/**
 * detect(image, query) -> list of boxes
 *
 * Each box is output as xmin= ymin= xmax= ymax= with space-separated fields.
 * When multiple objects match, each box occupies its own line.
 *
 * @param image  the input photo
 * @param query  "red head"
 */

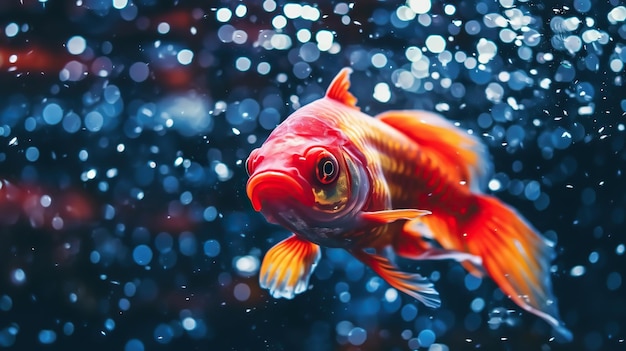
xmin=246 ymin=69 xmax=374 ymax=245
xmin=245 ymin=107 xmax=370 ymax=245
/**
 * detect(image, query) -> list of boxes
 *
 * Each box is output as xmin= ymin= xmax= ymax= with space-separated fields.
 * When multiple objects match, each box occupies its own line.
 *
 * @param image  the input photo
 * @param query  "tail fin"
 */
xmin=464 ymin=195 xmax=572 ymax=341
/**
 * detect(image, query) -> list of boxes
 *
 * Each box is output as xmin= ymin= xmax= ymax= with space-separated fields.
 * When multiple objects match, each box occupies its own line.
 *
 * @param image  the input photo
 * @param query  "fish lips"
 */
xmin=246 ymin=171 xmax=314 ymax=213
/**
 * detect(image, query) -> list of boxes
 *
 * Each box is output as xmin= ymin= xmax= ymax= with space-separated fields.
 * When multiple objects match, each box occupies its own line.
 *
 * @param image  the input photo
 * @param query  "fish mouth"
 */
xmin=246 ymin=171 xmax=313 ymax=212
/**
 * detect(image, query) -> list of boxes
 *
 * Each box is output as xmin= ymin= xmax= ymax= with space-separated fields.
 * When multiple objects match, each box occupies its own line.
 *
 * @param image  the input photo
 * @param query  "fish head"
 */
xmin=246 ymin=125 xmax=370 ymax=240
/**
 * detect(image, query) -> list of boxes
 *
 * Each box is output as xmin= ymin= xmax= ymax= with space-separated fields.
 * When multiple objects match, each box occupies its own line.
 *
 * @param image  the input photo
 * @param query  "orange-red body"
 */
xmin=246 ymin=68 xmax=571 ymax=341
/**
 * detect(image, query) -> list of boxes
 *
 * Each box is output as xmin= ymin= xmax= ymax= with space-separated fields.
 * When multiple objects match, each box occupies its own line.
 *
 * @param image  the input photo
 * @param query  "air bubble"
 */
xmin=182 ymin=317 xmax=196 ymax=331
xmin=153 ymin=324 xmax=173 ymax=344
xmin=11 ymin=269 xmax=26 ymax=285
xmin=257 ymin=62 xmax=271 ymax=75
xmin=607 ymin=272 xmax=622 ymax=291
xmin=179 ymin=232 xmax=197 ymax=256
xmin=259 ymin=108 xmax=280 ymax=130
xmin=0 ymin=296 xmax=12 ymax=311
xmin=272 ymin=15 xmax=287 ymax=29
xmin=401 ymin=304 xmax=418 ymax=321
xmin=524 ymin=180 xmax=541 ymax=201
xmin=347 ymin=327 xmax=367 ymax=346
xmin=570 ymin=265 xmax=586 ymax=277
xmin=316 ymin=30 xmax=334 ymax=51
xmin=124 ymin=339 xmax=145 ymax=351
xmin=234 ymin=255 xmax=259 ymax=276
xmin=38 ymin=330 xmax=56 ymax=344
xmin=293 ymin=61 xmax=311 ymax=79
xmin=67 ymin=36 xmax=86 ymax=55
xmin=157 ymin=22 xmax=170 ymax=34
xmin=177 ymin=49 xmax=193 ymax=65
xmin=573 ymin=0 xmax=591 ymax=13
xmin=133 ymin=245 xmax=153 ymax=266
xmin=203 ymin=206 xmax=218 ymax=221
xmin=235 ymin=57 xmax=251 ymax=71
xmin=5 ymin=23 xmax=19 ymax=37
xmin=425 ymin=35 xmax=446 ymax=53
xmin=234 ymin=283 xmax=251 ymax=301
xmin=63 ymin=322 xmax=74 ymax=336
xmin=299 ymin=42 xmax=320 ymax=63
xmin=216 ymin=8 xmax=232 ymax=22
xmin=84 ymin=111 xmax=104 ymax=132
xmin=465 ymin=20 xmax=481 ymax=35
xmin=417 ymin=329 xmax=436 ymax=347
xmin=296 ymin=28 xmax=311 ymax=43
xmin=42 ymin=103 xmax=63 ymax=125
xmin=129 ymin=62 xmax=149 ymax=82
xmin=373 ymin=82 xmax=391 ymax=103
xmin=112 ymin=0 xmax=128 ymax=9
xmin=371 ymin=53 xmax=387 ymax=68
xmin=203 ymin=240 xmax=221 ymax=257
xmin=25 ymin=147 xmax=40 ymax=162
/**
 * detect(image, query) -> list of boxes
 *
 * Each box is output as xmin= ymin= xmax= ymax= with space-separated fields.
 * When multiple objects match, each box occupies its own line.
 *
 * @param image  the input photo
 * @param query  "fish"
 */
xmin=245 ymin=68 xmax=572 ymax=341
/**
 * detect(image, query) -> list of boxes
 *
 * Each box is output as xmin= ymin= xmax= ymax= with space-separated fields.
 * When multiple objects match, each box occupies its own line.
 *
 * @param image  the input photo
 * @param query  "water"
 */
xmin=0 ymin=1 xmax=624 ymax=350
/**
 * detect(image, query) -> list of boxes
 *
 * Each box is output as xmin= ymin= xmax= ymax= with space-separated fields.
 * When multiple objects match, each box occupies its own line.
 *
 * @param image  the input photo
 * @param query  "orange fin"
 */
xmin=325 ymin=67 xmax=358 ymax=108
xmin=376 ymin=110 xmax=491 ymax=192
xmin=361 ymin=209 xmax=431 ymax=225
xmin=460 ymin=260 xmax=485 ymax=278
xmin=396 ymin=215 xmax=485 ymax=277
xmin=463 ymin=195 xmax=572 ymax=341
xmin=259 ymin=234 xmax=321 ymax=299
xmin=352 ymin=250 xmax=440 ymax=308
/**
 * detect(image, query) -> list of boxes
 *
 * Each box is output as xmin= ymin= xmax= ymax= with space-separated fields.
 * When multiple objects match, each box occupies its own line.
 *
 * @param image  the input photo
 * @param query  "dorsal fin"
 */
xmin=376 ymin=110 xmax=492 ymax=192
xmin=325 ymin=67 xmax=358 ymax=108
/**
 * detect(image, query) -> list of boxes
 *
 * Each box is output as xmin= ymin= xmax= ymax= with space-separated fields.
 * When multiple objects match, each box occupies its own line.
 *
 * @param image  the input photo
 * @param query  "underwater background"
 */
xmin=0 ymin=0 xmax=624 ymax=350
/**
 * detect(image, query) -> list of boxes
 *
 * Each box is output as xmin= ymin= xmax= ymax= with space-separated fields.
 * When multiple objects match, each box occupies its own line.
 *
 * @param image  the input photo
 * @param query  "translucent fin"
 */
xmin=416 ymin=249 xmax=482 ymax=270
xmin=259 ymin=234 xmax=321 ymax=299
xmin=361 ymin=208 xmax=431 ymax=225
xmin=325 ymin=67 xmax=358 ymax=108
xmin=395 ymin=217 xmax=485 ymax=277
xmin=461 ymin=260 xmax=485 ymax=278
xmin=352 ymin=249 xmax=441 ymax=308
xmin=463 ymin=195 xmax=572 ymax=341
xmin=376 ymin=110 xmax=492 ymax=192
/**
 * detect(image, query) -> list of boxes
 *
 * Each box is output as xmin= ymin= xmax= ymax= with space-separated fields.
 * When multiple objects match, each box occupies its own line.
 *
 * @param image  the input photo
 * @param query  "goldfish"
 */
xmin=246 ymin=68 xmax=572 ymax=341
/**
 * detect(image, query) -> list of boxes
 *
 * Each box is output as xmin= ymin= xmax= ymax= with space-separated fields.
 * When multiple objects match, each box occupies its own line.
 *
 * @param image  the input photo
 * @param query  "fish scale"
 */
xmin=351 ymin=120 xmax=468 ymax=213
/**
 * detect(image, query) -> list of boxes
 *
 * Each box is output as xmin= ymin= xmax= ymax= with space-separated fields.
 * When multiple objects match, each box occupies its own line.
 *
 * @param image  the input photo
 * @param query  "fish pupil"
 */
xmin=317 ymin=156 xmax=337 ymax=184
xmin=323 ymin=160 xmax=333 ymax=175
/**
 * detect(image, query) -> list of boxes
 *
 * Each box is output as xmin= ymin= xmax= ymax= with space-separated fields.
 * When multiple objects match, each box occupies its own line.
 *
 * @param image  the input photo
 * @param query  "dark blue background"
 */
xmin=0 ymin=0 xmax=624 ymax=350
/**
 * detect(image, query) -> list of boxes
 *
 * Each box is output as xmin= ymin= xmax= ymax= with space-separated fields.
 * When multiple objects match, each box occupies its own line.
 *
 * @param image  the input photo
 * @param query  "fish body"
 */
xmin=246 ymin=68 xmax=572 ymax=341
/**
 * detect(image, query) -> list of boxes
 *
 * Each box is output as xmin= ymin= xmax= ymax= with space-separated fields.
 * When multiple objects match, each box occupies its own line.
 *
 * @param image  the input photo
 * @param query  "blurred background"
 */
xmin=0 ymin=0 xmax=624 ymax=350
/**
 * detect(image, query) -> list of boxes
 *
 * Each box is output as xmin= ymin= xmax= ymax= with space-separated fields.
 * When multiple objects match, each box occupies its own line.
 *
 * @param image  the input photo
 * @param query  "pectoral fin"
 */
xmin=259 ymin=234 xmax=321 ymax=299
xmin=361 ymin=209 xmax=431 ymax=225
xmin=352 ymin=249 xmax=441 ymax=308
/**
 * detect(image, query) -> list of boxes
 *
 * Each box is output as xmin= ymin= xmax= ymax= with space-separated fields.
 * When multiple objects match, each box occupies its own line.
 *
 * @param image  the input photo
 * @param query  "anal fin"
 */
xmin=352 ymin=249 xmax=440 ymax=308
xmin=259 ymin=234 xmax=321 ymax=299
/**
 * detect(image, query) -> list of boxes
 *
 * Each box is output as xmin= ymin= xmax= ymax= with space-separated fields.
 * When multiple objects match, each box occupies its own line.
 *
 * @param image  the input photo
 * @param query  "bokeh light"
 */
xmin=0 ymin=1 xmax=623 ymax=350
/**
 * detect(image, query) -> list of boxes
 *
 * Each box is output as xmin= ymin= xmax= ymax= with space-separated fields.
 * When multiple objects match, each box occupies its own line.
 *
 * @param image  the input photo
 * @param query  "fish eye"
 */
xmin=315 ymin=153 xmax=338 ymax=185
